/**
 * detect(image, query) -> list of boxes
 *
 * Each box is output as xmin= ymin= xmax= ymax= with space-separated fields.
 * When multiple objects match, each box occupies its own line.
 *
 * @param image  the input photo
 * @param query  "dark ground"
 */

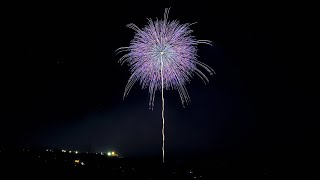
xmin=0 ymin=147 xmax=319 ymax=179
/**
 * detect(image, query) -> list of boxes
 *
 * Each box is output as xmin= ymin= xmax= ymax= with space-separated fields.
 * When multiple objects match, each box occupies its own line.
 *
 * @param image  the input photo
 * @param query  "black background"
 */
xmin=1 ymin=1 xmax=318 ymax=177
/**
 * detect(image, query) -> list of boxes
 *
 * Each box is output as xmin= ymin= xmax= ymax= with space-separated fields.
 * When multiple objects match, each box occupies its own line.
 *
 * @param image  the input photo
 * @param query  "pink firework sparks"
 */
xmin=117 ymin=8 xmax=215 ymax=163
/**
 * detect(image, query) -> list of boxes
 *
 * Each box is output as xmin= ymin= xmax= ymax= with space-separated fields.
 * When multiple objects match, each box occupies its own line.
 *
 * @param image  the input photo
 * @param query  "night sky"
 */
xmin=1 ymin=2 xmax=318 ymax=160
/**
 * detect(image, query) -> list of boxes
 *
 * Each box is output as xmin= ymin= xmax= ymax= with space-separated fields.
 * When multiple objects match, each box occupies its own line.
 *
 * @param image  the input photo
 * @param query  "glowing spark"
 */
xmin=117 ymin=8 xmax=214 ymax=163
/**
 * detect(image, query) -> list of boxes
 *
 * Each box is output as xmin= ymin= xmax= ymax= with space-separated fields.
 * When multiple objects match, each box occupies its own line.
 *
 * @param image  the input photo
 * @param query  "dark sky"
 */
xmin=1 ymin=2 xmax=318 ymax=159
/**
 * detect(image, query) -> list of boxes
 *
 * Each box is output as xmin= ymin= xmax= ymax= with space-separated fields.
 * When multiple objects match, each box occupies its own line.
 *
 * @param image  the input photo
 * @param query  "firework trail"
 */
xmin=117 ymin=8 xmax=215 ymax=163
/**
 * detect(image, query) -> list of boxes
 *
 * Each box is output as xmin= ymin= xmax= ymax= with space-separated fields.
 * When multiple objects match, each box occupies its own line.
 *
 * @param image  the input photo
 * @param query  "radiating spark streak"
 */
xmin=160 ymin=54 xmax=165 ymax=163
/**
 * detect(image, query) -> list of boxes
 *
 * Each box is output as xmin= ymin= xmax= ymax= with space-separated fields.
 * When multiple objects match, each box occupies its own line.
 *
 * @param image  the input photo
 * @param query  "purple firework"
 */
xmin=117 ymin=8 xmax=214 ymax=163
xmin=117 ymin=8 xmax=215 ymax=108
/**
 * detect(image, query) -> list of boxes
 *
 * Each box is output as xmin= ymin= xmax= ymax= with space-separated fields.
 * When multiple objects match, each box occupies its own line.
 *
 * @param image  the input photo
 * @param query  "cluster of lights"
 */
xmin=74 ymin=159 xmax=85 ymax=166
xmin=107 ymin=151 xmax=117 ymax=157
xmin=61 ymin=149 xmax=79 ymax=154
xmin=59 ymin=149 xmax=119 ymax=157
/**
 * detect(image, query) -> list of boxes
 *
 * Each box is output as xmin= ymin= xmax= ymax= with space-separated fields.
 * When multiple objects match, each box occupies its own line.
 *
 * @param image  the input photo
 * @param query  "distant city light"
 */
xmin=74 ymin=160 xmax=80 ymax=163
xmin=69 ymin=151 xmax=72 ymax=153
xmin=62 ymin=150 xmax=66 ymax=153
xmin=100 ymin=152 xmax=104 ymax=155
xmin=112 ymin=151 xmax=115 ymax=155
xmin=107 ymin=152 xmax=112 ymax=156
xmin=75 ymin=151 xmax=78 ymax=154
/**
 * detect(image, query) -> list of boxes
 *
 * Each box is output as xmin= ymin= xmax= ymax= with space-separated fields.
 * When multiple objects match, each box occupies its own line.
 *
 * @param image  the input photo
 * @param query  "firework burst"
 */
xmin=117 ymin=8 xmax=214 ymax=163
